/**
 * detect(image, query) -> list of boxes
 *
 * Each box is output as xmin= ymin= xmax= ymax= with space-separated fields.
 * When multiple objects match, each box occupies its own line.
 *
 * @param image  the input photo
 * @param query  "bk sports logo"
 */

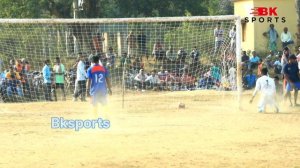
xmin=245 ymin=6 xmax=284 ymax=23
xmin=250 ymin=7 xmax=278 ymax=16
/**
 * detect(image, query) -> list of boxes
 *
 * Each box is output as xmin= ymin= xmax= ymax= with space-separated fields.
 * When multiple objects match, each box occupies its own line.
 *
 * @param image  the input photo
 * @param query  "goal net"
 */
xmin=0 ymin=16 xmax=241 ymax=107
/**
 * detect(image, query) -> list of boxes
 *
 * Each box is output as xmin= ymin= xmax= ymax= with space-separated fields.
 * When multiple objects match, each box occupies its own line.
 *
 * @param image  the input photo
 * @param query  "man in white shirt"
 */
xmin=281 ymin=27 xmax=294 ymax=49
xmin=73 ymin=53 xmax=87 ymax=101
xmin=214 ymin=22 xmax=224 ymax=55
xmin=229 ymin=26 xmax=236 ymax=51
xmin=134 ymin=69 xmax=148 ymax=91
xmin=250 ymin=68 xmax=279 ymax=113
xmin=145 ymin=70 xmax=161 ymax=90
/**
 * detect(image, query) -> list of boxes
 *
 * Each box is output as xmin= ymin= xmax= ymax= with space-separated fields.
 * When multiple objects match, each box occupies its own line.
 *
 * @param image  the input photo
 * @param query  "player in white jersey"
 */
xmin=250 ymin=68 xmax=279 ymax=113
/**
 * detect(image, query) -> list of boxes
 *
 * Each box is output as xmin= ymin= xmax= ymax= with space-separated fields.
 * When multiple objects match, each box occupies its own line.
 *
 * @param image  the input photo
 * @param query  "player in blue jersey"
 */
xmin=86 ymin=55 xmax=112 ymax=114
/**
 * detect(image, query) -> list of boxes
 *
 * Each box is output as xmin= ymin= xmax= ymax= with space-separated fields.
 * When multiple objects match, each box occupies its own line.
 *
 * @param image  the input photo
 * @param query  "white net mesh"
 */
xmin=0 ymin=16 xmax=240 ymax=106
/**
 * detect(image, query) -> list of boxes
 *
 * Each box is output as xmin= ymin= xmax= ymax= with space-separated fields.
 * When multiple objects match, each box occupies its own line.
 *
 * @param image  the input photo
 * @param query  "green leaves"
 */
xmin=0 ymin=0 xmax=233 ymax=18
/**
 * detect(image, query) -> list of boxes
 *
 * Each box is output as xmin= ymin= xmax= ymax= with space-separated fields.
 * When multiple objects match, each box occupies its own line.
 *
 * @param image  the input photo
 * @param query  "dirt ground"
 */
xmin=0 ymin=90 xmax=300 ymax=168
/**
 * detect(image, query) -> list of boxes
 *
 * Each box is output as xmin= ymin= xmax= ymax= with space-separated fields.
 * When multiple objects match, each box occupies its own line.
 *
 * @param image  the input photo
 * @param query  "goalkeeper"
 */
xmin=250 ymin=67 xmax=279 ymax=113
xmin=86 ymin=55 xmax=112 ymax=114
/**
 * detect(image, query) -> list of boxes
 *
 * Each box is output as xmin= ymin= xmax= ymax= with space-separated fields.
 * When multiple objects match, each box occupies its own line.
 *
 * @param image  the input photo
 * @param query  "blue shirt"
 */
xmin=245 ymin=74 xmax=256 ymax=88
xmin=283 ymin=63 xmax=300 ymax=82
xmin=42 ymin=65 xmax=51 ymax=83
xmin=87 ymin=64 xmax=110 ymax=96
xmin=250 ymin=56 xmax=260 ymax=63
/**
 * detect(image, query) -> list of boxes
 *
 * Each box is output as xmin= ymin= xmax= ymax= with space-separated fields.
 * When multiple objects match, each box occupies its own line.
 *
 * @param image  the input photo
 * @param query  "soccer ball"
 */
xmin=178 ymin=102 xmax=185 ymax=109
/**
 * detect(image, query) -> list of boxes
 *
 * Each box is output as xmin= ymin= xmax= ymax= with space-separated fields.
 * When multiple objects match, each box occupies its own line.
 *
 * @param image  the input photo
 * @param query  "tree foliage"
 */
xmin=0 ymin=0 xmax=233 ymax=18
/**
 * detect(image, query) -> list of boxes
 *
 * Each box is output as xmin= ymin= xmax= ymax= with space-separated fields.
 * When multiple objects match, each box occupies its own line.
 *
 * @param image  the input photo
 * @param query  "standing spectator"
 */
xmin=166 ymin=45 xmax=177 ymax=63
xmin=190 ymin=46 xmax=200 ymax=63
xmin=92 ymin=33 xmax=105 ymax=54
xmin=20 ymin=58 xmax=30 ymax=99
xmin=281 ymin=47 xmax=291 ymax=94
xmin=106 ymin=47 xmax=116 ymax=68
xmin=257 ymin=58 xmax=264 ymax=77
xmin=42 ymin=59 xmax=52 ymax=101
xmin=73 ymin=53 xmax=87 ymax=102
xmin=0 ymin=58 xmax=3 ymax=73
xmin=281 ymin=47 xmax=290 ymax=75
xmin=53 ymin=57 xmax=66 ymax=101
xmin=134 ymin=69 xmax=148 ymax=91
xmin=283 ymin=54 xmax=300 ymax=106
xmin=214 ymin=22 xmax=224 ymax=55
xmin=6 ymin=66 xmax=23 ymax=98
xmin=126 ymin=31 xmax=136 ymax=58
xmin=177 ymin=47 xmax=187 ymax=64
xmin=137 ymin=31 xmax=147 ymax=58
xmin=229 ymin=25 xmax=236 ymax=51
xmin=152 ymin=41 xmax=164 ymax=62
xmin=281 ymin=27 xmax=294 ymax=49
xmin=120 ymin=52 xmax=131 ymax=68
xmin=263 ymin=24 xmax=279 ymax=52
xmin=273 ymin=55 xmax=282 ymax=75
xmin=88 ymin=49 xmax=99 ymax=65
xmin=9 ymin=59 xmax=15 ymax=67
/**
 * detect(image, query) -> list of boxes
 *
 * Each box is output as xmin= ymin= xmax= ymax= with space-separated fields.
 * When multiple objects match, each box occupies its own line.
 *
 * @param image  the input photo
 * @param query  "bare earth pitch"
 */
xmin=0 ymin=91 xmax=300 ymax=168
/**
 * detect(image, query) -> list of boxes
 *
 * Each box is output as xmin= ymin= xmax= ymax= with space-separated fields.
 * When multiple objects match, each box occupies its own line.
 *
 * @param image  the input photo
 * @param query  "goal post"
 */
xmin=0 ymin=16 xmax=242 ymax=109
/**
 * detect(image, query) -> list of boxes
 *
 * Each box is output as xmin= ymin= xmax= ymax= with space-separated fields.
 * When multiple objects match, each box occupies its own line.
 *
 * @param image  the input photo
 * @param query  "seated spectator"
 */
xmin=249 ymin=51 xmax=260 ymax=69
xmin=265 ymin=50 xmax=274 ymax=69
xmin=125 ymin=70 xmax=135 ymax=89
xmin=221 ymin=75 xmax=231 ymax=91
xmin=198 ymin=74 xmax=214 ymax=89
xmin=281 ymin=27 xmax=294 ymax=49
xmin=145 ymin=70 xmax=161 ymax=90
xmin=210 ymin=63 xmax=221 ymax=83
xmin=241 ymin=51 xmax=249 ymax=74
xmin=5 ymin=66 xmax=23 ymax=97
xmin=106 ymin=47 xmax=116 ymax=68
xmin=243 ymin=70 xmax=256 ymax=89
xmin=134 ymin=69 xmax=148 ymax=91
xmin=131 ymin=58 xmax=144 ymax=73
xmin=181 ymin=73 xmax=195 ymax=90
